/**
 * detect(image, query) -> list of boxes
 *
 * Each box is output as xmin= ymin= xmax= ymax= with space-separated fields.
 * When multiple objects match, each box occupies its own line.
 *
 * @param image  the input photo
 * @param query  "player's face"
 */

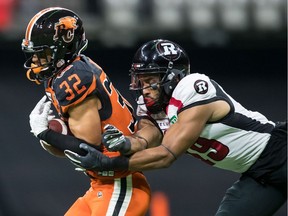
xmin=138 ymin=74 xmax=161 ymax=107
xmin=32 ymin=54 xmax=52 ymax=67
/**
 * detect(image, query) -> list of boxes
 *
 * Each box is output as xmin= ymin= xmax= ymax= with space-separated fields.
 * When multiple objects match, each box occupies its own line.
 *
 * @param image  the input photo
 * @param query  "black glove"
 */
xmin=64 ymin=143 xmax=129 ymax=171
xmin=102 ymin=124 xmax=131 ymax=155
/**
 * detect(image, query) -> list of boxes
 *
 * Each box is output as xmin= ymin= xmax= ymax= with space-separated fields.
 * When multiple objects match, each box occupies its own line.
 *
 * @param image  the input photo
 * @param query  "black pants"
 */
xmin=215 ymin=122 xmax=287 ymax=216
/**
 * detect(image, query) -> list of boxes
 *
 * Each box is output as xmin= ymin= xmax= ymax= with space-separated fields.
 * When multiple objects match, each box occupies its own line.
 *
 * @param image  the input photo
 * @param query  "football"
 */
xmin=40 ymin=118 xmax=70 ymax=157
xmin=48 ymin=118 xmax=69 ymax=135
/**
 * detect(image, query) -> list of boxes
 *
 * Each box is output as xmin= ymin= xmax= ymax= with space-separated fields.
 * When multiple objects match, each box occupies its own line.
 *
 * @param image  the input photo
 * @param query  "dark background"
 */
xmin=0 ymin=1 xmax=287 ymax=215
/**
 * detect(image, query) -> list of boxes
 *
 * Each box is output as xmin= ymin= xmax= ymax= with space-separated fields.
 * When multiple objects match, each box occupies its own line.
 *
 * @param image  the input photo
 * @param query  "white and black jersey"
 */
xmin=167 ymin=73 xmax=275 ymax=173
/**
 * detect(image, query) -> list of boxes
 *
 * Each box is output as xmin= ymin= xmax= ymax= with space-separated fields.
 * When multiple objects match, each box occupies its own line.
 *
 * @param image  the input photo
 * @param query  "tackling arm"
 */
xmin=126 ymin=115 xmax=204 ymax=170
xmin=127 ymin=118 xmax=163 ymax=154
xmin=65 ymin=104 xmax=211 ymax=171
xmin=127 ymin=101 xmax=230 ymax=170
xmin=101 ymin=118 xmax=163 ymax=156
xmin=65 ymin=101 xmax=230 ymax=171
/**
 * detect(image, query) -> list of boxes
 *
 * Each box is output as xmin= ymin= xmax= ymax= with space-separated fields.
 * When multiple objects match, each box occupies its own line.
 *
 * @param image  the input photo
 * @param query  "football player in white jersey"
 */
xmin=65 ymin=39 xmax=287 ymax=216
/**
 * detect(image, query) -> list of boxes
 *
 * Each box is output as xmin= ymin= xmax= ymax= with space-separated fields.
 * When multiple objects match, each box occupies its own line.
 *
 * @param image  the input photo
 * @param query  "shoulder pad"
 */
xmin=52 ymin=62 xmax=97 ymax=108
xmin=171 ymin=73 xmax=217 ymax=108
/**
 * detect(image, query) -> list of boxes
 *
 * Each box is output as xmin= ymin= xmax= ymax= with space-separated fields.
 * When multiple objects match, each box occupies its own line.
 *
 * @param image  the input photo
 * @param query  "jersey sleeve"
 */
xmin=51 ymin=61 xmax=98 ymax=115
xmin=175 ymin=73 xmax=217 ymax=106
xmin=167 ymin=73 xmax=218 ymax=122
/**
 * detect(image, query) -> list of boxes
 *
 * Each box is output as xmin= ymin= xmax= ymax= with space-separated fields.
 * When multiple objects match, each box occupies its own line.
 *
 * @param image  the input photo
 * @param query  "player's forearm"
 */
xmin=127 ymin=136 xmax=148 ymax=154
xmin=125 ymin=126 xmax=162 ymax=155
xmin=127 ymin=145 xmax=175 ymax=171
xmin=137 ymin=118 xmax=163 ymax=148
xmin=38 ymin=129 xmax=88 ymax=155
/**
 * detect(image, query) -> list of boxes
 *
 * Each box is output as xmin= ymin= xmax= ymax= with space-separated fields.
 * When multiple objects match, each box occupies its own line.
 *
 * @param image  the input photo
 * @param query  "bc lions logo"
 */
xmin=54 ymin=16 xmax=78 ymax=43
xmin=156 ymin=42 xmax=181 ymax=61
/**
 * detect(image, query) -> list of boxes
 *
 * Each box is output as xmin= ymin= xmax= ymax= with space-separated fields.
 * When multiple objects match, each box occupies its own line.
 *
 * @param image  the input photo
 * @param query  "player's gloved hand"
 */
xmin=64 ymin=143 xmax=129 ymax=171
xmin=102 ymin=124 xmax=131 ymax=155
xmin=29 ymin=95 xmax=54 ymax=137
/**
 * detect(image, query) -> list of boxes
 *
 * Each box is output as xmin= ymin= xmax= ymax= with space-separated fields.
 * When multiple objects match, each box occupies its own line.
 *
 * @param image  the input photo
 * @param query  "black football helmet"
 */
xmin=129 ymin=39 xmax=190 ymax=113
xmin=21 ymin=7 xmax=88 ymax=84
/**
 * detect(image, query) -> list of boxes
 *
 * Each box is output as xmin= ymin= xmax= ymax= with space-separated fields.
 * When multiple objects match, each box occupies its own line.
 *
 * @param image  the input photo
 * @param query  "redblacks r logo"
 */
xmin=194 ymin=80 xmax=208 ymax=94
xmin=156 ymin=42 xmax=181 ymax=61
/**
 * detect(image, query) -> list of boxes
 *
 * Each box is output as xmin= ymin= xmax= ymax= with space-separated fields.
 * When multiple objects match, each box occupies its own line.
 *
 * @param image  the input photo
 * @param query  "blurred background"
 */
xmin=0 ymin=0 xmax=287 ymax=215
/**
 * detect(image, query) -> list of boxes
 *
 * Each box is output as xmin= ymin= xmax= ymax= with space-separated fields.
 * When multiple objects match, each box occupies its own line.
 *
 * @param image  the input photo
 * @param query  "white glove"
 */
xmin=29 ymin=95 xmax=54 ymax=137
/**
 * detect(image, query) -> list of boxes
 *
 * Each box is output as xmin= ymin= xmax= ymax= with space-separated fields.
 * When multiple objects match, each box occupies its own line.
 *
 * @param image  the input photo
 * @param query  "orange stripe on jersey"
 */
xmin=94 ymin=71 xmax=136 ymax=158
xmin=99 ymin=75 xmax=135 ymax=134
xmin=87 ymin=58 xmax=136 ymax=138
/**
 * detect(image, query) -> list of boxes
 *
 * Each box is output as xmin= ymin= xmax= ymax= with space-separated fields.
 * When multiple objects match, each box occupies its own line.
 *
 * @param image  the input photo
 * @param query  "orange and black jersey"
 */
xmin=39 ymin=55 xmax=137 ymax=178
xmin=45 ymin=55 xmax=136 ymax=135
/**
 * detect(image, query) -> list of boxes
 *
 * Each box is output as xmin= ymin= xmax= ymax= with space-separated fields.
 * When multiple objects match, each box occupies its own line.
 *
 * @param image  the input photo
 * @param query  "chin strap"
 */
xmin=26 ymin=63 xmax=51 ymax=85
xmin=26 ymin=69 xmax=41 ymax=85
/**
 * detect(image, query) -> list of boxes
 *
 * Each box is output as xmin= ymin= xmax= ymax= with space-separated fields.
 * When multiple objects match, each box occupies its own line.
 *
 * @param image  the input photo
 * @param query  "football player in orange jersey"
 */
xmin=22 ymin=7 xmax=161 ymax=216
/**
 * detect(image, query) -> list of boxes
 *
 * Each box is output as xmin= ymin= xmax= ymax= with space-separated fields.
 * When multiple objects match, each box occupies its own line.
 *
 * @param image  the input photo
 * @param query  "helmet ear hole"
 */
xmin=163 ymin=69 xmax=181 ymax=96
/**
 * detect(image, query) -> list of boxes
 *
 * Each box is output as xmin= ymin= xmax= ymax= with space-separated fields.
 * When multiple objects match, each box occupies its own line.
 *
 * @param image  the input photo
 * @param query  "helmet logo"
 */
xmin=54 ymin=16 xmax=78 ymax=43
xmin=194 ymin=80 xmax=208 ymax=94
xmin=157 ymin=42 xmax=180 ymax=61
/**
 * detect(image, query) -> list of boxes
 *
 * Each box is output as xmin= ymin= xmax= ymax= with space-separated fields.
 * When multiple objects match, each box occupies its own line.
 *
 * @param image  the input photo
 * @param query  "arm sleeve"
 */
xmin=38 ymin=129 xmax=94 ymax=156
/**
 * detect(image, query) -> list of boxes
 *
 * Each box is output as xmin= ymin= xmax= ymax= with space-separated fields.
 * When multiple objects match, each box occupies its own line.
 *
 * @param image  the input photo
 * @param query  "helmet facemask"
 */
xmin=130 ymin=68 xmax=176 ymax=114
xmin=22 ymin=41 xmax=56 ymax=84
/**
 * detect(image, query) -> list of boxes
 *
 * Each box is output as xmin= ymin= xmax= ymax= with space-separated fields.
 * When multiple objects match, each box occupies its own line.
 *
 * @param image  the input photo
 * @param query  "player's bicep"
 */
xmin=68 ymin=96 xmax=102 ymax=145
xmin=163 ymin=105 xmax=212 ymax=157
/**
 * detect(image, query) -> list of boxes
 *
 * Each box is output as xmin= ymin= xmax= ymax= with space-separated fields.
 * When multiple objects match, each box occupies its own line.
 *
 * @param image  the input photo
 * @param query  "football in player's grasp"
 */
xmin=48 ymin=118 xmax=69 ymax=135
xmin=40 ymin=118 xmax=71 ymax=157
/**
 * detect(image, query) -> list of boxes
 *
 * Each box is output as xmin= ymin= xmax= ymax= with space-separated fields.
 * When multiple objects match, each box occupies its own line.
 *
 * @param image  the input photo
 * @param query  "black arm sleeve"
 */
xmin=38 ymin=129 xmax=89 ymax=156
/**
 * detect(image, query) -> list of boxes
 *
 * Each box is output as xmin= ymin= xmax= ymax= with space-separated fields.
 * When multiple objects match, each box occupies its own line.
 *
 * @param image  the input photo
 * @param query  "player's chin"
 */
xmin=144 ymin=98 xmax=156 ymax=107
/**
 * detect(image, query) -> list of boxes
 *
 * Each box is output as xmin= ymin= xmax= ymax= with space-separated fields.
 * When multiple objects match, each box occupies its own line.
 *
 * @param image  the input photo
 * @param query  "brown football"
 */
xmin=48 ymin=118 xmax=69 ymax=134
